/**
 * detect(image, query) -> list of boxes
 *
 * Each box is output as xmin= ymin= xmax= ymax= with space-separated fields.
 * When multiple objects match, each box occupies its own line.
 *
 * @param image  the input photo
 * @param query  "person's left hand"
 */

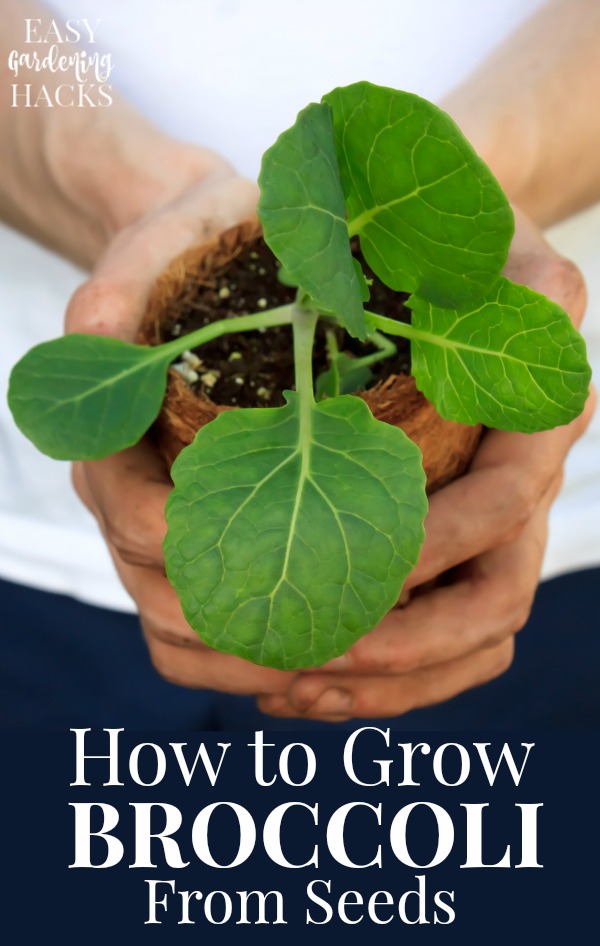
xmin=258 ymin=209 xmax=596 ymax=721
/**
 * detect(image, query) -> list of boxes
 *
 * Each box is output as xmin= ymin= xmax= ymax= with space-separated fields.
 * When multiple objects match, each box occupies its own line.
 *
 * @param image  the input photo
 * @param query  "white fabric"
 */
xmin=1 ymin=0 xmax=595 ymax=613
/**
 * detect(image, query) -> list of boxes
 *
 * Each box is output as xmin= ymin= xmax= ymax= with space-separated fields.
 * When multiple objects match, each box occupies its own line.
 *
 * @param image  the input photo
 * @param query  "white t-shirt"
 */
xmin=1 ymin=0 xmax=596 ymax=613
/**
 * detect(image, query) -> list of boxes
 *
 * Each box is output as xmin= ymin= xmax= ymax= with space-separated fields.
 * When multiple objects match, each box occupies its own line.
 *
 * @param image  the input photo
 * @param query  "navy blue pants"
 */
xmin=0 ymin=570 xmax=598 ymax=731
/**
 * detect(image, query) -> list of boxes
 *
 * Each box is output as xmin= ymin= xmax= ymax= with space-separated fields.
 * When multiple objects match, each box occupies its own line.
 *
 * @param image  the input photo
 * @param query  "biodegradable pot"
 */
xmin=138 ymin=219 xmax=482 ymax=492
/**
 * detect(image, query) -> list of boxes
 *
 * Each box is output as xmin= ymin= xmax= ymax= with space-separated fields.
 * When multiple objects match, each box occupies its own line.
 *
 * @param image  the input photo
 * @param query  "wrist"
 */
xmin=44 ymin=100 xmax=233 ymax=267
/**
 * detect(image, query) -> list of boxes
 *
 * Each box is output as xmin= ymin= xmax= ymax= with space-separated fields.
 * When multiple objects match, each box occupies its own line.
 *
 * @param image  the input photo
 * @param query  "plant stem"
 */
xmin=291 ymin=303 xmax=319 ymax=489
xmin=157 ymin=304 xmax=294 ymax=359
xmin=324 ymin=327 xmax=396 ymax=372
xmin=292 ymin=303 xmax=319 ymax=402
xmin=359 ymin=330 xmax=397 ymax=367
xmin=325 ymin=328 xmax=340 ymax=361
xmin=364 ymin=310 xmax=422 ymax=343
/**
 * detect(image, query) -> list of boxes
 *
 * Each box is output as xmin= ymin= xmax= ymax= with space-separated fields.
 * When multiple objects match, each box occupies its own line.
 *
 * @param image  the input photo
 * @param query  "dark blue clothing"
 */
xmin=0 ymin=570 xmax=598 ymax=731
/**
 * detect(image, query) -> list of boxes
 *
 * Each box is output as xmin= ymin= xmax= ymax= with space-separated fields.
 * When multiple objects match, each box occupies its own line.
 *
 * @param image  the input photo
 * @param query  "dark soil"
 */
xmin=162 ymin=237 xmax=411 ymax=408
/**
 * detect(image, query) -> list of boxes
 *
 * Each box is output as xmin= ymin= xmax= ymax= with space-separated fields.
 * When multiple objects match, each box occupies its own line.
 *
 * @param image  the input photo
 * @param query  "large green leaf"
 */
xmin=164 ymin=392 xmax=427 ymax=669
xmin=324 ymin=82 xmax=514 ymax=307
xmin=7 ymin=334 xmax=171 ymax=460
xmin=405 ymin=277 xmax=591 ymax=432
xmin=258 ymin=101 xmax=367 ymax=339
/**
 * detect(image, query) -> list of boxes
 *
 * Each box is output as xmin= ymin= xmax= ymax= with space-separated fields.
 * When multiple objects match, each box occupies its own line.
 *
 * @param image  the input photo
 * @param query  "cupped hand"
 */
xmin=68 ymin=155 xmax=294 ymax=697
xmin=258 ymin=209 xmax=596 ymax=721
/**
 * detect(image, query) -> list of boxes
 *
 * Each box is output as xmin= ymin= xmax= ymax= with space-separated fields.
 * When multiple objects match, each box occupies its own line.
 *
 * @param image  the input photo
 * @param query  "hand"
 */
xmin=68 ymin=151 xmax=294 ymax=698
xmin=258 ymin=209 xmax=596 ymax=721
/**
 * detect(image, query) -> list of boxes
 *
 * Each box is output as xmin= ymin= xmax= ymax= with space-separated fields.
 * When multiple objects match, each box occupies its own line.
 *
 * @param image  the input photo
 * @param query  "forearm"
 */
xmin=442 ymin=0 xmax=600 ymax=227
xmin=0 ymin=0 xmax=228 ymax=269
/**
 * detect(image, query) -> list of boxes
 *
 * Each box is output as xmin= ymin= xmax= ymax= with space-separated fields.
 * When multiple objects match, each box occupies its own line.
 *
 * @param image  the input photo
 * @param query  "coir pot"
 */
xmin=137 ymin=218 xmax=482 ymax=493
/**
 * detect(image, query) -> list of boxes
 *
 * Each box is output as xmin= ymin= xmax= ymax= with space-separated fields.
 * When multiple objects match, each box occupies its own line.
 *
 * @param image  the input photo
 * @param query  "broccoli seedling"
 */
xmin=8 ymin=82 xmax=591 ymax=669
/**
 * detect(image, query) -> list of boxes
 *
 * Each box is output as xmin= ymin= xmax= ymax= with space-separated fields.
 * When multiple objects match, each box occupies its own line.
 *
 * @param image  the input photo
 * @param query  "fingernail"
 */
xmin=307 ymin=688 xmax=353 ymax=715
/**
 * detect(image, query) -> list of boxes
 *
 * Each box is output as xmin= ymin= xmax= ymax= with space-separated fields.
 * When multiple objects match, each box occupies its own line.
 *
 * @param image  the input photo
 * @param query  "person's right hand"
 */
xmin=68 ymin=156 xmax=296 ymax=697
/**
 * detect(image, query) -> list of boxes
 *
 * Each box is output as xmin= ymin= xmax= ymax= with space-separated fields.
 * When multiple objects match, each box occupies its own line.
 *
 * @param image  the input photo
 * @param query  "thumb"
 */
xmin=504 ymin=206 xmax=587 ymax=327
xmin=65 ymin=173 xmax=258 ymax=341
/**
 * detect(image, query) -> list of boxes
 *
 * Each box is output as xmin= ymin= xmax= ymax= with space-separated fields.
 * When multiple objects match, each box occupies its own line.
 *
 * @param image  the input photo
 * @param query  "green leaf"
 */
xmin=258 ymin=101 xmax=367 ymax=339
xmin=7 ymin=334 xmax=171 ymax=460
xmin=316 ymin=353 xmax=374 ymax=399
xmin=324 ymin=82 xmax=514 ymax=308
xmin=406 ymin=277 xmax=592 ymax=432
xmin=164 ymin=392 xmax=427 ymax=669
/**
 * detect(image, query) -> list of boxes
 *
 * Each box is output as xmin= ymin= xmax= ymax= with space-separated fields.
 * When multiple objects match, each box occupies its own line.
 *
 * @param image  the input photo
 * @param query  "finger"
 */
xmin=406 ymin=387 xmax=595 ymax=588
xmin=74 ymin=438 xmax=171 ymax=569
xmin=77 ymin=468 xmax=294 ymax=695
xmin=136 ymin=574 xmax=294 ymax=695
xmin=141 ymin=608 xmax=294 ymax=695
xmin=258 ymin=638 xmax=514 ymax=721
xmin=75 ymin=418 xmax=294 ymax=693
xmin=81 ymin=504 xmax=294 ymax=695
